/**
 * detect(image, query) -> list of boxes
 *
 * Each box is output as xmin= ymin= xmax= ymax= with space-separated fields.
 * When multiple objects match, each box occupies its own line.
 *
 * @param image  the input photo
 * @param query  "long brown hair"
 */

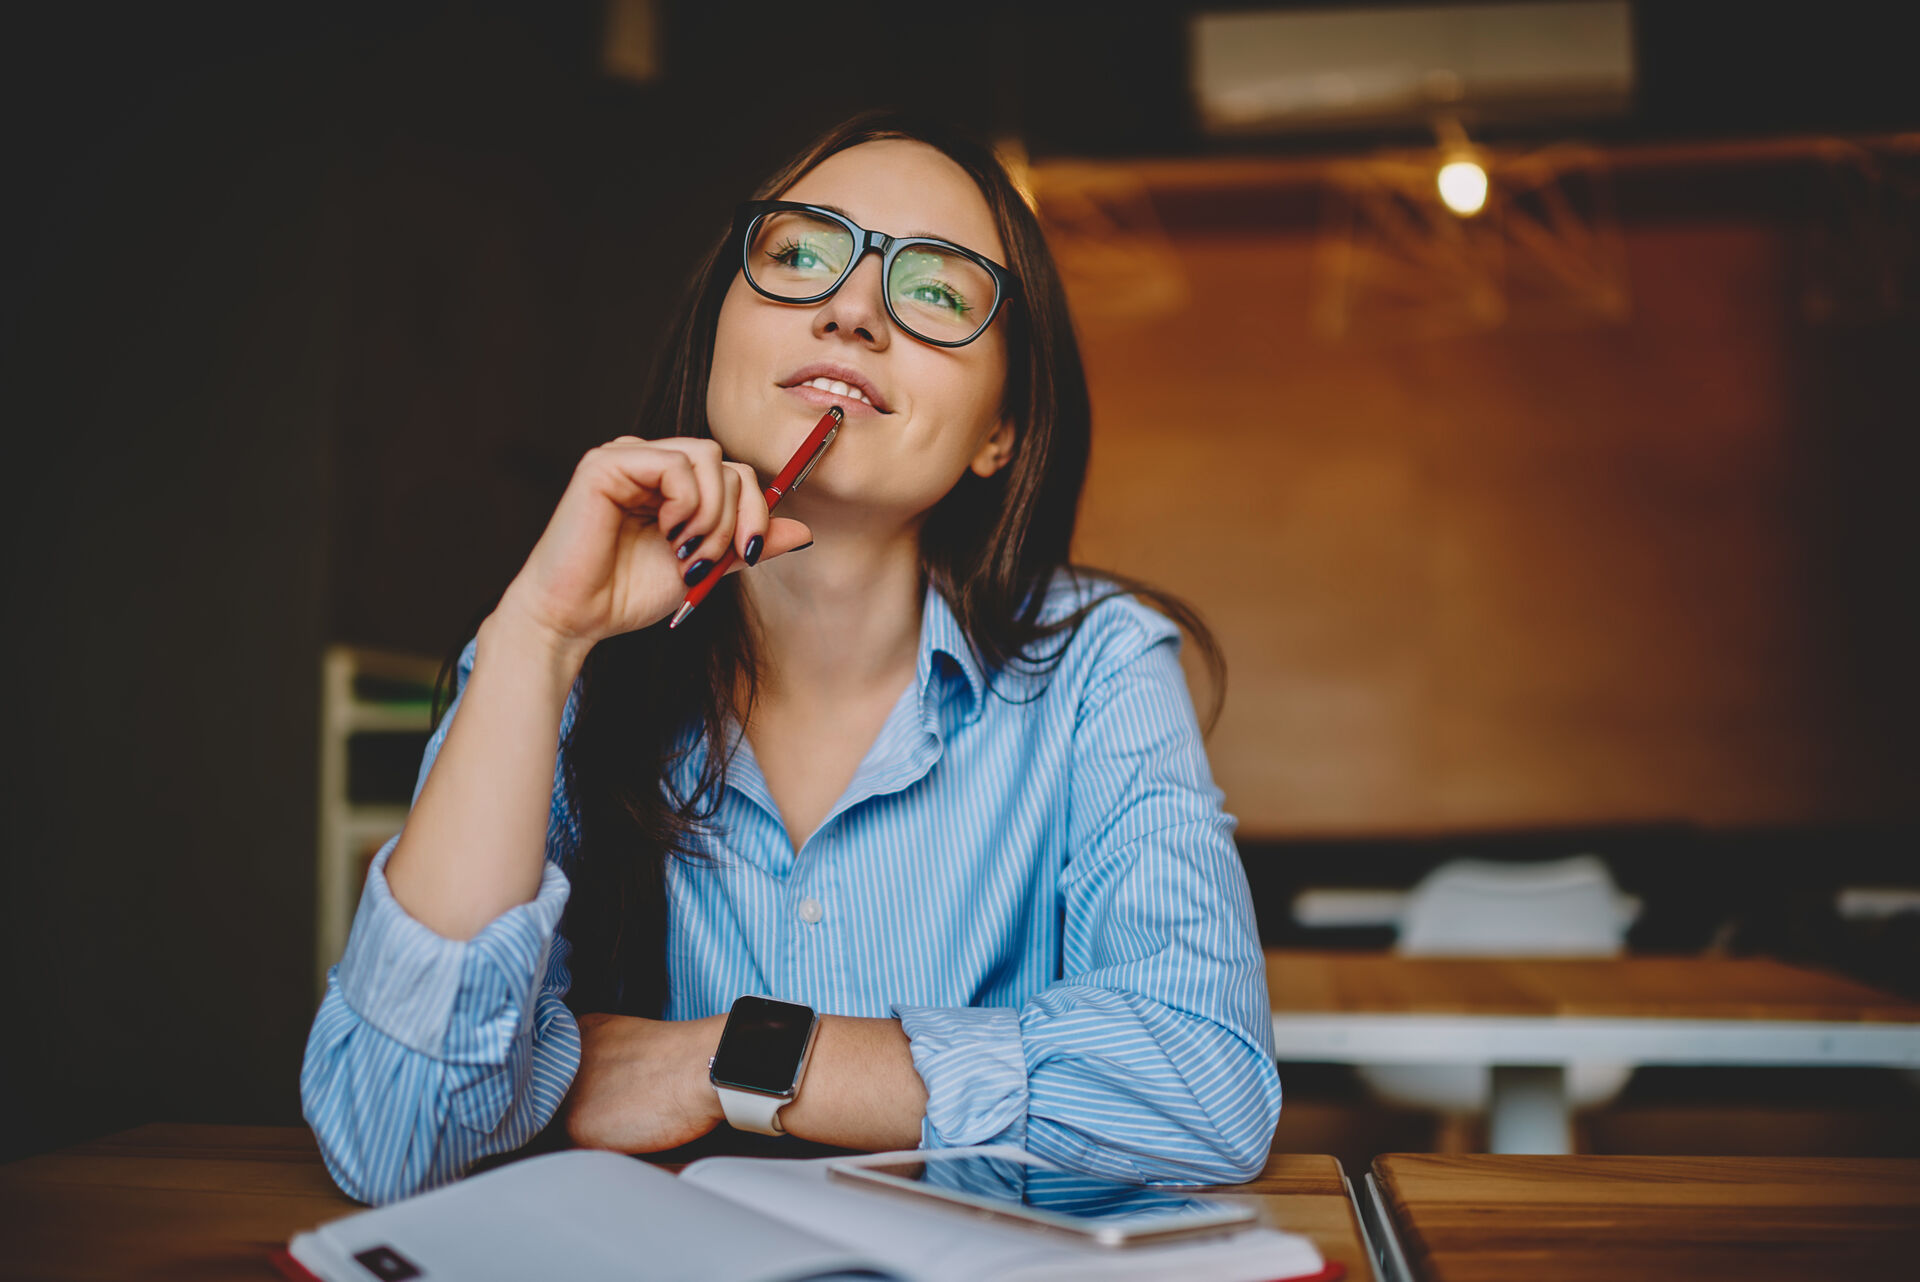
xmin=524 ymin=111 xmax=1224 ymax=1016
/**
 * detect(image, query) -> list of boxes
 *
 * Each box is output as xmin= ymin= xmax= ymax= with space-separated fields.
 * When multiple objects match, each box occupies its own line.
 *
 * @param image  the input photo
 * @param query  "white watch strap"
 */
xmin=715 ymin=1086 xmax=789 ymax=1136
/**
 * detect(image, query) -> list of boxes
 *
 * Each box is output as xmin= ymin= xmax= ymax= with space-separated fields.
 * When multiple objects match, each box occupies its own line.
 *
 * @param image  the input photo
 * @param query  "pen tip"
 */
xmin=668 ymin=601 xmax=695 ymax=630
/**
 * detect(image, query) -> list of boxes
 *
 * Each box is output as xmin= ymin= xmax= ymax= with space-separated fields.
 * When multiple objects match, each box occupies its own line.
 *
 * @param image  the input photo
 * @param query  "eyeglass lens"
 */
xmin=746 ymin=209 xmax=996 ymax=344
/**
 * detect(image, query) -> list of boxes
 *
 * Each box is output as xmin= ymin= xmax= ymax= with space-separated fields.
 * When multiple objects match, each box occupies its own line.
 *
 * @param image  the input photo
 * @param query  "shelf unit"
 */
xmin=315 ymin=644 xmax=442 ymax=996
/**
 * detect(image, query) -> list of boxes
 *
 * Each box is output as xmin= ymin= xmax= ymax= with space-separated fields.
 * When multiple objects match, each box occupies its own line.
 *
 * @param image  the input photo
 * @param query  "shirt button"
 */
xmin=797 ymin=897 xmax=824 ymax=924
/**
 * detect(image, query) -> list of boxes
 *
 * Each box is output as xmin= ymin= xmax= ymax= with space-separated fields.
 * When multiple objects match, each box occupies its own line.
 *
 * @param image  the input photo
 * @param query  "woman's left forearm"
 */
xmin=570 ymin=1012 xmax=928 ymax=1154
xmin=776 ymin=1015 xmax=927 ymax=1150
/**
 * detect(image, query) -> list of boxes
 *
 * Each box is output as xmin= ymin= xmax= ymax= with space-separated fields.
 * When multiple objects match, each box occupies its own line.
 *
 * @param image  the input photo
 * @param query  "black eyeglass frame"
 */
xmin=733 ymin=200 xmax=1018 ymax=348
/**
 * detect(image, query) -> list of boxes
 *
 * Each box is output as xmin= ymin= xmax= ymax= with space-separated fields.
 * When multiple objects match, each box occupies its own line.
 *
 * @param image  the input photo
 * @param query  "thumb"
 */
xmin=724 ymin=517 xmax=814 ymax=575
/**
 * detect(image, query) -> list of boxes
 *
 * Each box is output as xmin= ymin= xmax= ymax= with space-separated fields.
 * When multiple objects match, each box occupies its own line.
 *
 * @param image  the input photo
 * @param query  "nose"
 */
xmin=811 ymin=252 xmax=891 ymax=350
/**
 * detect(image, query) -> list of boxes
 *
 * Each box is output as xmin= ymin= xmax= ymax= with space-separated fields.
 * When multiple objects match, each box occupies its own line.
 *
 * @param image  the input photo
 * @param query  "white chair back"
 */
xmin=1398 ymin=854 xmax=1632 ymax=956
xmin=1358 ymin=853 xmax=1637 ymax=1121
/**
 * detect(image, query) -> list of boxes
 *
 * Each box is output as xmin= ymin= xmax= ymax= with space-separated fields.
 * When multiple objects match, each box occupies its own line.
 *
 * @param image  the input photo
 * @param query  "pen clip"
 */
xmin=788 ymin=416 xmax=841 ymax=493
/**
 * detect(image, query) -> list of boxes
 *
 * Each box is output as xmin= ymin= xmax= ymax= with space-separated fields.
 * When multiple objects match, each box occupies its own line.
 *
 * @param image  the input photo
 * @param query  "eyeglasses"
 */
xmin=734 ymin=200 xmax=1016 ymax=348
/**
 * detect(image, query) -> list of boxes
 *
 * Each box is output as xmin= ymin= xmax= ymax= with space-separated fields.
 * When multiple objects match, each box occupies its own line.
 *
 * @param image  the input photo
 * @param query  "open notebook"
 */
xmin=277 ymin=1146 xmax=1340 ymax=1282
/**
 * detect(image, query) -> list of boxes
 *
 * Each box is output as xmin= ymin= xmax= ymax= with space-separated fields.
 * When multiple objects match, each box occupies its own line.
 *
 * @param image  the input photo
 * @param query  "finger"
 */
xmin=579 ymin=443 xmax=698 ymax=526
xmin=647 ymin=438 xmax=725 ymax=550
xmin=685 ymin=466 xmax=741 ymax=572
xmin=720 ymin=517 xmax=814 ymax=575
xmin=723 ymin=462 xmax=770 ymax=565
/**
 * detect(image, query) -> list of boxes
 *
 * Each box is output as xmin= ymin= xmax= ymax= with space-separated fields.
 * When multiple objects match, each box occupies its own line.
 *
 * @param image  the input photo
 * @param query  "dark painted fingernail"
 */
xmin=683 ymin=558 xmax=714 ymax=587
xmin=792 ymin=540 xmax=814 ymax=553
xmin=667 ymin=520 xmax=688 ymax=542
xmin=743 ymin=535 xmax=764 ymax=566
xmin=676 ymin=539 xmax=698 ymax=562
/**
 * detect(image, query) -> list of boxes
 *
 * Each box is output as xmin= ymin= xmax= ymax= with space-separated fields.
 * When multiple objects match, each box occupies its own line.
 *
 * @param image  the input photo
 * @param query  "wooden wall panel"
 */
xmin=1065 ymin=217 xmax=1911 ymax=834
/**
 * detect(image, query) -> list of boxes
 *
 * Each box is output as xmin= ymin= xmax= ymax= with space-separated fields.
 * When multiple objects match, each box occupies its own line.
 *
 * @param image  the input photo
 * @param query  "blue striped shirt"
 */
xmin=301 ymin=574 xmax=1281 ymax=1204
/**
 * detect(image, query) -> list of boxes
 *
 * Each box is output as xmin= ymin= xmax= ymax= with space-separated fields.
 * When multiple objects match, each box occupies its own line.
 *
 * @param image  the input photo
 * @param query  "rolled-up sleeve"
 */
xmin=900 ymin=609 xmax=1281 ymax=1186
xmin=892 ymin=1004 xmax=1030 ymax=1149
xmin=300 ymin=638 xmax=585 ymax=1205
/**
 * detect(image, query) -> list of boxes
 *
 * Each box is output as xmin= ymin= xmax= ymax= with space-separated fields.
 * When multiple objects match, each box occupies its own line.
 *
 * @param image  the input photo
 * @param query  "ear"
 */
xmin=968 ymin=414 xmax=1017 ymax=479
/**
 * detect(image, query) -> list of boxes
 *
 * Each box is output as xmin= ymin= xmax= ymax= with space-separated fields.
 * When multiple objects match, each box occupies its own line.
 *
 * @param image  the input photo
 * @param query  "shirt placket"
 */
xmin=783 ymin=679 xmax=951 ymax=1008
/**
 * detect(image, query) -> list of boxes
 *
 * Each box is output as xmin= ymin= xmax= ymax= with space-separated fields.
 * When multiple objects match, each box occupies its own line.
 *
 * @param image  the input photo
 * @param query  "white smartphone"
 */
xmin=826 ymin=1150 xmax=1259 ymax=1247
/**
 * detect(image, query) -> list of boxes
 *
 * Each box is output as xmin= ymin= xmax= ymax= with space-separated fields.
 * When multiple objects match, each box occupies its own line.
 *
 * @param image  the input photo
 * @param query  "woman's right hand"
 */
xmin=493 ymin=436 xmax=813 ymax=655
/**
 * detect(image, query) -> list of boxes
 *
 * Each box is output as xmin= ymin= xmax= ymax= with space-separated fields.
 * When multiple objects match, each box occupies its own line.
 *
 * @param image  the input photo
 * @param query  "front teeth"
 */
xmin=805 ymin=376 xmax=872 ymax=406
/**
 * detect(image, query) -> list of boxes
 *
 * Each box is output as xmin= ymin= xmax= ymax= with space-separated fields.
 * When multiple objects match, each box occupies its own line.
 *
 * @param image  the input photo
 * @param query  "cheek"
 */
xmin=973 ymin=328 xmax=1011 ymax=419
xmin=935 ymin=337 xmax=1009 ymax=460
xmin=896 ymin=349 xmax=1008 ymax=479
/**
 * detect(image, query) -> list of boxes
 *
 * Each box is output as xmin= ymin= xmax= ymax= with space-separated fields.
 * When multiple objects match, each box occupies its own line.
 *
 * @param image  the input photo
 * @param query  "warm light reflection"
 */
xmin=1437 ymin=160 xmax=1489 ymax=216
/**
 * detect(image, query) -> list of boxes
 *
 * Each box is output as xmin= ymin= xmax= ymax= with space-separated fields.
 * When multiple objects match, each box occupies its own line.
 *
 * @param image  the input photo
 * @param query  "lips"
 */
xmin=777 ymin=363 xmax=892 ymax=414
xmin=797 ymin=375 xmax=873 ymax=407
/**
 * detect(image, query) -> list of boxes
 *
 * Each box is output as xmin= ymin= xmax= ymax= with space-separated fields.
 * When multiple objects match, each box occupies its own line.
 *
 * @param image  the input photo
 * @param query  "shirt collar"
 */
xmin=664 ymin=582 xmax=988 ymax=820
xmin=916 ymin=579 xmax=987 ymax=726
xmin=668 ymin=578 xmax=990 ymax=781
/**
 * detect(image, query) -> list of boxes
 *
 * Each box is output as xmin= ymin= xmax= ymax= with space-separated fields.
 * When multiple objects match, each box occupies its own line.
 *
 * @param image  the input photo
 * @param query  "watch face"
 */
xmin=709 ymin=995 xmax=815 ymax=1094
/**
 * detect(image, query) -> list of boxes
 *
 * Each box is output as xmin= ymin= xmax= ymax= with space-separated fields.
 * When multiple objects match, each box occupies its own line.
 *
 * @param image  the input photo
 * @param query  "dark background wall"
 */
xmin=1064 ymin=166 xmax=1920 ymax=832
xmin=4 ymin=6 xmax=348 ymax=1160
xmin=3 ymin=1 xmax=1915 ymax=1161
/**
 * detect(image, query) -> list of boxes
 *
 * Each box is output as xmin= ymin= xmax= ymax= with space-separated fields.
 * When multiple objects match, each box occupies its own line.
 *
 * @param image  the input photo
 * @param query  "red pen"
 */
xmin=668 ymin=405 xmax=843 ymax=630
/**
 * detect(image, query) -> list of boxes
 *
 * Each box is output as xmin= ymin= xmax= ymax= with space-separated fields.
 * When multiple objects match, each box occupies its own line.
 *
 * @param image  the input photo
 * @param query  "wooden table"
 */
xmin=1365 ymin=1153 xmax=1920 ymax=1282
xmin=1266 ymin=951 xmax=1920 ymax=1153
xmin=0 ymin=1123 xmax=1378 ymax=1281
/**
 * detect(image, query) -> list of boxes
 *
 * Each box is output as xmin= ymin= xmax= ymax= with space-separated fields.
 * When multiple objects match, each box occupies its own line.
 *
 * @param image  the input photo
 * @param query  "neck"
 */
xmin=740 ymin=522 xmax=925 ymax=707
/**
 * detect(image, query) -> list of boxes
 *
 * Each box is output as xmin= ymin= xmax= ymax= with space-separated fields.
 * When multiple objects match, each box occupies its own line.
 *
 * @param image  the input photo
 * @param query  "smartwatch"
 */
xmin=707 ymin=995 xmax=820 ymax=1135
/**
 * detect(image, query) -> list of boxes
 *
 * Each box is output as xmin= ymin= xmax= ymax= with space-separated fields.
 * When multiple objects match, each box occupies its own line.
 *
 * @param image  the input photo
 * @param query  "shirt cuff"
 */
xmin=892 ymin=1003 xmax=1029 ymax=1151
xmin=337 ymin=835 xmax=572 ymax=1060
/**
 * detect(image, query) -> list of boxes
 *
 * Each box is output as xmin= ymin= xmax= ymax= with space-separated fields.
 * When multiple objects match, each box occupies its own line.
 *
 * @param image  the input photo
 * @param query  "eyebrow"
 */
xmin=810 ymin=202 xmax=962 ymax=245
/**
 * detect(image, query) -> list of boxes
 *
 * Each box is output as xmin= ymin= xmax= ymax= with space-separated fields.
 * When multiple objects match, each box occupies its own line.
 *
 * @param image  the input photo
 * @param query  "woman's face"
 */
xmin=706 ymin=139 xmax=1015 ymax=527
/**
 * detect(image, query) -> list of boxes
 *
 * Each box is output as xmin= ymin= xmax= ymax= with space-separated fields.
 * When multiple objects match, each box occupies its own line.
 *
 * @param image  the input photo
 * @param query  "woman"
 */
xmin=301 ymin=111 xmax=1281 ymax=1205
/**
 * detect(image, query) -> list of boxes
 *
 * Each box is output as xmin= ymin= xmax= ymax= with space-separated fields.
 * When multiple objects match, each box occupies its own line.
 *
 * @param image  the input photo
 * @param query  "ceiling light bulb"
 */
xmin=1437 ymin=160 xmax=1489 ymax=216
